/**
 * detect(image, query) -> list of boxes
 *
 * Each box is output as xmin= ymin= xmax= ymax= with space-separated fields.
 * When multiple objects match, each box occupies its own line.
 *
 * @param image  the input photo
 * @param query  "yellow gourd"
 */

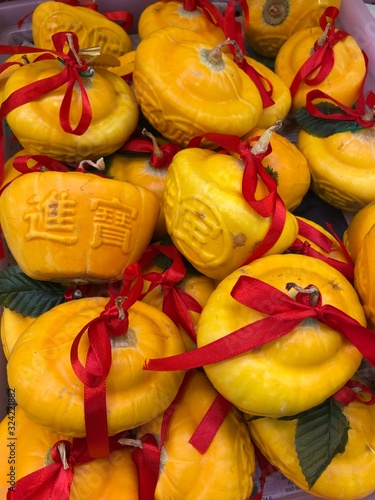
xmin=2 ymin=42 xmax=139 ymax=162
xmin=0 ymin=308 xmax=35 ymax=360
xmin=274 ymin=21 xmax=366 ymax=111
xmin=133 ymin=27 xmax=263 ymax=146
xmin=163 ymin=145 xmax=299 ymax=280
xmin=32 ymin=1 xmax=133 ymax=58
xmin=138 ymin=0 xmax=226 ymax=47
xmin=138 ymin=370 xmax=255 ymax=499
xmin=0 ymin=406 xmax=139 ymax=499
xmin=7 ymin=296 xmax=186 ymax=436
xmin=0 ymin=171 xmax=160 ymax=283
xmin=197 ymin=253 xmax=365 ymax=417
xmin=244 ymin=0 xmax=341 ymax=58
xmin=343 ymin=200 xmax=375 ymax=264
xmin=247 ymin=382 xmax=375 ymax=500
xmin=354 ymin=223 xmax=375 ymax=329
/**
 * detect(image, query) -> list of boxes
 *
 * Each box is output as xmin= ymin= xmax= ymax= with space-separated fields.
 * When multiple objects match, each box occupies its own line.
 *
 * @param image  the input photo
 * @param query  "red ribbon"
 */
xmin=6 ymin=433 xmax=128 ymax=500
xmin=305 ymin=86 xmax=375 ymax=129
xmin=187 ymin=132 xmax=287 ymax=265
xmin=288 ymin=218 xmax=354 ymax=282
xmin=183 ymin=0 xmax=225 ymax=27
xmin=139 ymin=244 xmax=203 ymax=343
xmin=0 ymin=31 xmax=93 ymax=137
xmin=222 ymin=0 xmax=274 ymax=108
xmin=289 ymin=7 xmax=349 ymax=98
xmin=143 ymin=275 xmax=375 ymax=371
xmin=70 ymin=262 xmax=144 ymax=458
xmin=118 ymin=136 xmax=182 ymax=169
xmin=333 ymin=378 xmax=375 ymax=406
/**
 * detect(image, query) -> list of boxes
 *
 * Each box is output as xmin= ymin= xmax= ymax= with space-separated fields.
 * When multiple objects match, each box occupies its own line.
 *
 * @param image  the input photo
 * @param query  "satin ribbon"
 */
xmin=118 ymin=136 xmax=182 ymax=169
xmin=222 ymin=0 xmax=275 ymax=108
xmin=333 ymin=379 xmax=375 ymax=406
xmin=183 ymin=0 xmax=225 ymax=27
xmin=304 ymin=87 xmax=375 ymax=129
xmin=139 ymin=244 xmax=203 ymax=343
xmin=289 ymin=6 xmax=349 ymax=98
xmin=144 ymin=275 xmax=375 ymax=371
xmin=187 ymin=132 xmax=287 ymax=265
xmin=6 ymin=433 xmax=127 ymax=499
xmin=70 ymin=262 xmax=144 ymax=458
xmin=288 ymin=218 xmax=354 ymax=283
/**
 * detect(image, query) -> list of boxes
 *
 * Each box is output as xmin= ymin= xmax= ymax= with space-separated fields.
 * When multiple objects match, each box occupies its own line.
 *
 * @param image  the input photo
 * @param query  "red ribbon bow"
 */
xmin=187 ymin=132 xmax=287 ymax=265
xmin=139 ymin=244 xmax=204 ymax=343
xmin=288 ymin=218 xmax=354 ymax=282
xmin=290 ymin=6 xmax=349 ymax=97
xmin=143 ymin=275 xmax=375 ymax=371
xmin=70 ymin=261 xmax=144 ymax=458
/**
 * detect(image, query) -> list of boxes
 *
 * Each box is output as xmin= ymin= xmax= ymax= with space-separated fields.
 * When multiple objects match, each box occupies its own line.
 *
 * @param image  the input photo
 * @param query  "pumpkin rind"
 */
xmin=343 ymin=200 xmax=375 ymax=264
xmin=138 ymin=370 xmax=255 ymax=499
xmin=7 ymin=297 xmax=186 ymax=436
xmin=0 ymin=171 xmax=160 ymax=283
xmin=0 ymin=308 xmax=35 ymax=360
xmin=197 ymin=253 xmax=365 ymax=417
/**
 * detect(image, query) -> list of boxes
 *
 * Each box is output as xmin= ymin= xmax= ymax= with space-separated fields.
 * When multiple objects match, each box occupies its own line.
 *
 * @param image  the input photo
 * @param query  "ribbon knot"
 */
xmin=51 ymin=441 xmax=74 ymax=469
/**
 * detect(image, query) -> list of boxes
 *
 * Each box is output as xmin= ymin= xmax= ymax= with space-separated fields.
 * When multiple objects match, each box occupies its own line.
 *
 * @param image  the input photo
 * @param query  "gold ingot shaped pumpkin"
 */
xmin=132 ymin=26 xmax=263 ymax=146
xmin=163 ymin=146 xmax=299 ymax=280
xmin=0 ymin=406 xmax=139 ymax=499
xmin=2 ymin=57 xmax=139 ymax=163
xmin=247 ymin=382 xmax=375 ymax=500
xmin=197 ymin=253 xmax=365 ymax=417
xmin=0 ymin=171 xmax=160 ymax=283
xmin=138 ymin=0 xmax=227 ymax=46
xmin=32 ymin=1 xmax=133 ymax=58
xmin=7 ymin=296 xmax=186 ymax=437
xmin=244 ymin=0 xmax=341 ymax=58
xmin=297 ymin=127 xmax=375 ymax=212
xmin=274 ymin=24 xmax=366 ymax=111
xmin=138 ymin=370 xmax=255 ymax=499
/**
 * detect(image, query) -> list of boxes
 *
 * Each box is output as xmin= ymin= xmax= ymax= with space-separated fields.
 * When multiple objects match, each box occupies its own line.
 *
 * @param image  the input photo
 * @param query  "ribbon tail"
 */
xmin=6 ymin=464 xmax=61 ymax=500
xmin=132 ymin=434 xmax=161 ymax=500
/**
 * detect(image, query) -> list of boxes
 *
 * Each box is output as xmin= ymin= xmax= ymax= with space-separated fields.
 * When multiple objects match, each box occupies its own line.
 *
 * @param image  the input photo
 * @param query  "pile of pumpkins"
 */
xmin=1 ymin=1 xmax=375 ymax=499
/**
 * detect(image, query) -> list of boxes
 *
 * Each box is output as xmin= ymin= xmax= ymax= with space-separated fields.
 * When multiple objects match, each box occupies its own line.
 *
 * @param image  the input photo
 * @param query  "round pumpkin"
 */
xmin=247 ymin=381 xmax=375 ymax=500
xmin=7 ymin=296 xmax=186 ymax=436
xmin=274 ymin=24 xmax=366 ymax=111
xmin=343 ymin=200 xmax=375 ymax=264
xmin=133 ymin=26 xmax=263 ymax=146
xmin=3 ymin=55 xmax=139 ymax=162
xmin=354 ymin=223 xmax=375 ymax=329
xmin=197 ymin=253 xmax=365 ymax=417
xmin=0 ymin=170 xmax=160 ymax=283
xmin=0 ymin=406 xmax=139 ymax=499
xmin=138 ymin=370 xmax=255 ymax=499
xmin=32 ymin=1 xmax=133 ymax=58
xmin=244 ymin=0 xmax=341 ymax=58
xmin=297 ymin=127 xmax=375 ymax=212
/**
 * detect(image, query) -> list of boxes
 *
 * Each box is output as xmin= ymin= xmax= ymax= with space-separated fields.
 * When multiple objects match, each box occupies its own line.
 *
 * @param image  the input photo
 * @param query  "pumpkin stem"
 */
xmin=361 ymin=108 xmax=375 ymax=122
xmin=78 ymin=157 xmax=105 ymax=171
xmin=66 ymin=32 xmax=86 ymax=67
xmin=142 ymin=128 xmax=164 ymax=158
xmin=115 ymin=296 xmax=127 ymax=320
xmin=285 ymin=282 xmax=320 ymax=306
xmin=208 ymin=38 xmax=239 ymax=65
xmin=251 ymin=120 xmax=282 ymax=154
xmin=58 ymin=442 xmax=70 ymax=470
xmin=118 ymin=437 xmax=143 ymax=448
xmin=316 ymin=23 xmax=331 ymax=47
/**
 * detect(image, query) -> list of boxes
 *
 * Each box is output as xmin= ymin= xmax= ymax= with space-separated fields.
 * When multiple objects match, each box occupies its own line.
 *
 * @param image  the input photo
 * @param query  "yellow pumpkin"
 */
xmin=138 ymin=0 xmax=226 ymax=46
xmin=138 ymin=370 xmax=255 ymax=499
xmin=274 ymin=23 xmax=366 ymax=111
xmin=133 ymin=27 xmax=263 ymax=146
xmin=343 ymin=200 xmax=375 ymax=264
xmin=32 ymin=1 xmax=133 ymax=58
xmin=7 ymin=296 xmax=186 ymax=436
xmin=297 ymin=127 xmax=375 ymax=212
xmin=0 ymin=308 xmax=35 ymax=360
xmin=247 ymin=381 xmax=375 ymax=500
xmin=107 ymin=50 xmax=136 ymax=78
xmin=197 ymin=253 xmax=365 ymax=417
xmin=0 ymin=406 xmax=139 ymax=499
xmin=0 ymin=170 xmax=160 ymax=283
xmin=242 ymin=126 xmax=310 ymax=211
xmin=244 ymin=0 xmax=341 ymax=58
xmin=2 ymin=48 xmax=139 ymax=162
xmin=163 ymin=145 xmax=299 ymax=280
xmin=354 ymin=223 xmax=375 ymax=329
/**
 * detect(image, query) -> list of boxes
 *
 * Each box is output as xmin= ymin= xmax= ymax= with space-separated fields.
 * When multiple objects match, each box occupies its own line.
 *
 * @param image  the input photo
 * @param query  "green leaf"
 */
xmin=294 ymin=103 xmax=361 ymax=138
xmin=295 ymin=398 xmax=349 ymax=489
xmin=0 ymin=265 xmax=66 ymax=317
